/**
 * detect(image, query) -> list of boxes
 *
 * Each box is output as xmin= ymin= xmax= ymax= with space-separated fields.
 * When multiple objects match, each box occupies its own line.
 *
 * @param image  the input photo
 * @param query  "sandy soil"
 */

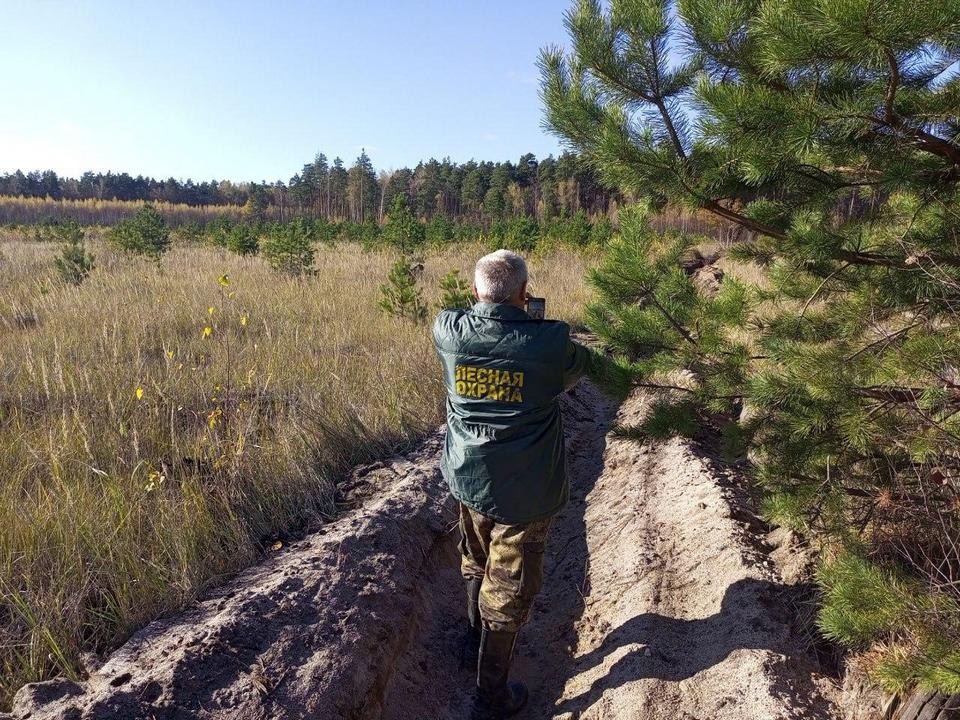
xmin=7 ymin=382 xmax=840 ymax=720
xmin=380 ymin=383 xmax=840 ymax=720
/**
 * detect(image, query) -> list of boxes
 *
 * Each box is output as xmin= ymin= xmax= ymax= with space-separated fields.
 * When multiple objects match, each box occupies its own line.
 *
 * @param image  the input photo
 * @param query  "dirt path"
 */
xmin=380 ymin=383 xmax=839 ymax=720
xmin=7 ymin=383 xmax=840 ymax=720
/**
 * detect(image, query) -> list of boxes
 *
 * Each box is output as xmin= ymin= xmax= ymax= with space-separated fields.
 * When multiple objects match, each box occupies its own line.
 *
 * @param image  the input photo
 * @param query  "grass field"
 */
xmin=0 ymin=237 xmax=595 ymax=707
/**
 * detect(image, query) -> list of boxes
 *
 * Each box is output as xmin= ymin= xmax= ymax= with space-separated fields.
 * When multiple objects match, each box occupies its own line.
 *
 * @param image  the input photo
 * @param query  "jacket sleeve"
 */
xmin=562 ymin=338 xmax=593 ymax=391
xmin=432 ymin=311 xmax=450 ymax=352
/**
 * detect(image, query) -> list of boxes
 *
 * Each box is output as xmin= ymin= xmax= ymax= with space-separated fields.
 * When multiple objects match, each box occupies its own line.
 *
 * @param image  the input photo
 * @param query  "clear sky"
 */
xmin=0 ymin=1 xmax=570 ymax=182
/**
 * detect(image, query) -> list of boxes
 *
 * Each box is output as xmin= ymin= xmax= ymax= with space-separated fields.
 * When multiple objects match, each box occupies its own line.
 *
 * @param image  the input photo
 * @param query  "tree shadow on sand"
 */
xmin=549 ymin=577 xmax=809 ymax=716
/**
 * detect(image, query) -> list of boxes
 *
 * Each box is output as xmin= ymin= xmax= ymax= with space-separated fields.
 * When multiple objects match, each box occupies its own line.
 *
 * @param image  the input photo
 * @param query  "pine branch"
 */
xmin=883 ymin=46 xmax=900 ymax=125
xmin=853 ymin=112 xmax=960 ymax=167
xmin=844 ymin=322 xmax=922 ymax=361
xmin=644 ymin=291 xmax=699 ymax=346
xmin=799 ymin=262 xmax=851 ymax=318
xmin=647 ymin=37 xmax=688 ymax=162
xmin=634 ymin=381 xmax=696 ymax=394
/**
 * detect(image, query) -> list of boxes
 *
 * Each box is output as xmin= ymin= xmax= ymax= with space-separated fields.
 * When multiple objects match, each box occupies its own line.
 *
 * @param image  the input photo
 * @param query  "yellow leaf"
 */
xmin=202 ymin=326 xmax=213 ymax=338
xmin=218 ymin=274 xmax=230 ymax=287
xmin=240 ymin=315 xmax=248 ymax=327
xmin=208 ymin=306 xmax=216 ymax=316
xmin=166 ymin=350 xmax=175 ymax=359
xmin=271 ymin=541 xmax=283 ymax=551
xmin=135 ymin=387 xmax=144 ymax=400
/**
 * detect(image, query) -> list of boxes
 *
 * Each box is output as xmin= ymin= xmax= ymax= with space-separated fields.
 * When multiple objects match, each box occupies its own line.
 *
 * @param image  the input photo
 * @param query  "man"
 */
xmin=432 ymin=249 xmax=596 ymax=719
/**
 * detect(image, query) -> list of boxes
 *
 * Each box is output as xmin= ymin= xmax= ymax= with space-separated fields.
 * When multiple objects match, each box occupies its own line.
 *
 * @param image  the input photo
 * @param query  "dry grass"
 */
xmin=0 ymin=237 xmax=595 ymax=708
xmin=0 ymin=196 xmax=247 ymax=227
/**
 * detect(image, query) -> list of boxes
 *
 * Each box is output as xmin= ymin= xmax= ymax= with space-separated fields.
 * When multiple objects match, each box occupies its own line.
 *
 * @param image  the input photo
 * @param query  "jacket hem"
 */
xmin=448 ymin=491 xmax=565 ymax=526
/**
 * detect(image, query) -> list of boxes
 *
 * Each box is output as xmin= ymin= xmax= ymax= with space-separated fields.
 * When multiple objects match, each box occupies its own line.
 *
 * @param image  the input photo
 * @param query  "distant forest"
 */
xmin=0 ymin=150 xmax=620 ymax=224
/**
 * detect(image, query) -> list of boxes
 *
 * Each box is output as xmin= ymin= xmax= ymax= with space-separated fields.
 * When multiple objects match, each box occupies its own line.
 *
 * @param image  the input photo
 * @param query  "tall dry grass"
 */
xmin=0 ymin=196 xmax=249 ymax=228
xmin=0 ymin=237 xmax=593 ymax=707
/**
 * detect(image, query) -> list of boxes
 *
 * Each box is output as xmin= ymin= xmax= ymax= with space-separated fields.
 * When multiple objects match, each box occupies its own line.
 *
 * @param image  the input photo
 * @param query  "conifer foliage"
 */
xmin=39 ymin=219 xmax=95 ymax=285
xmin=378 ymin=258 xmax=427 ymax=324
xmin=110 ymin=203 xmax=170 ymax=260
xmin=437 ymin=269 xmax=474 ymax=310
xmin=543 ymin=0 xmax=960 ymax=692
xmin=260 ymin=218 xmax=315 ymax=274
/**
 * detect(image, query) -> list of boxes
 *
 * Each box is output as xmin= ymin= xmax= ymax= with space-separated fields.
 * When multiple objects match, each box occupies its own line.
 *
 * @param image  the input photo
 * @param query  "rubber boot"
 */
xmin=459 ymin=578 xmax=482 ymax=671
xmin=471 ymin=628 xmax=528 ymax=720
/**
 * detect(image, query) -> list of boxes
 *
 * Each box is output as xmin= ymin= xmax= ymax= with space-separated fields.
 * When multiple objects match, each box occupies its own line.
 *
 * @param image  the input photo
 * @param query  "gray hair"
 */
xmin=474 ymin=249 xmax=528 ymax=303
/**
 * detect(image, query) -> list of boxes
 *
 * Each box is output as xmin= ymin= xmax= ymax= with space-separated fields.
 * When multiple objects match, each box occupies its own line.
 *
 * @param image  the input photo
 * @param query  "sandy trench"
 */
xmin=7 ymin=382 xmax=841 ymax=720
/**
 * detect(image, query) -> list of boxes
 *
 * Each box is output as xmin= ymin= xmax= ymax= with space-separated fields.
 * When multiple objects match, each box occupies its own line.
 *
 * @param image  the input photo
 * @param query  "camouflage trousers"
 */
xmin=458 ymin=503 xmax=552 ymax=633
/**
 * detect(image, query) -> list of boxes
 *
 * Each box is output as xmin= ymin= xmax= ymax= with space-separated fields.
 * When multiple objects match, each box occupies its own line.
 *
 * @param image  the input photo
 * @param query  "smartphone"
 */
xmin=526 ymin=296 xmax=546 ymax=320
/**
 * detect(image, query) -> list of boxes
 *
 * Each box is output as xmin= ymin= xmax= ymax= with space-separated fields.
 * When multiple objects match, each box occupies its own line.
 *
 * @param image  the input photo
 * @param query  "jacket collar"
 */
xmin=470 ymin=302 xmax=530 ymax=321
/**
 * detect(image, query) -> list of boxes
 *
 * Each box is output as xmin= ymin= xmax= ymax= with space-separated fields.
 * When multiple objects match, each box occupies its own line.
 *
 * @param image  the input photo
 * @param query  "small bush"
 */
xmin=45 ymin=220 xmax=95 ymax=285
xmin=558 ymin=209 xmax=592 ymax=246
xmin=260 ymin=218 xmax=314 ymax=274
xmin=111 ymin=204 xmax=170 ymax=260
xmin=589 ymin=215 xmax=614 ymax=246
xmin=226 ymin=224 xmax=259 ymax=256
xmin=382 ymin=196 xmax=424 ymax=253
xmin=453 ymin=222 xmax=483 ymax=244
xmin=426 ymin=214 xmax=454 ymax=248
xmin=312 ymin=217 xmax=338 ymax=246
xmin=176 ymin=221 xmax=204 ymax=243
xmin=379 ymin=258 xmax=427 ymax=323
xmin=437 ymin=269 xmax=474 ymax=310
xmin=205 ymin=216 xmax=233 ymax=248
xmin=503 ymin=216 xmax=539 ymax=252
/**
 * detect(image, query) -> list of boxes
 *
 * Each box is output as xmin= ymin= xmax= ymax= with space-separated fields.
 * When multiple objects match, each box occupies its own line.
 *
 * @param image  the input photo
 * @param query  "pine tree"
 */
xmin=44 ymin=219 xmax=95 ymax=285
xmin=260 ymin=218 xmax=314 ymax=274
xmin=437 ymin=269 xmax=474 ymax=310
xmin=382 ymin=195 xmax=425 ymax=254
xmin=542 ymin=0 xmax=960 ymax=693
xmin=348 ymin=150 xmax=379 ymax=223
xmin=243 ymin=183 xmax=270 ymax=223
xmin=226 ymin=223 xmax=259 ymax=256
xmin=378 ymin=258 xmax=427 ymax=323
xmin=111 ymin=203 xmax=170 ymax=260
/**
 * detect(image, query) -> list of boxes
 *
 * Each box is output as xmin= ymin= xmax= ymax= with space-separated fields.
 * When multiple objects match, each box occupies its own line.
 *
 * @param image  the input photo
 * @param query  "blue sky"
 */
xmin=0 ymin=1 xmax=570 ymax=182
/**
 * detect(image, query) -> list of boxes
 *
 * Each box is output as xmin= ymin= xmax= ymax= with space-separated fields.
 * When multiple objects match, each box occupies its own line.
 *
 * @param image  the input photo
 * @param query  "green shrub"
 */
xmin=110 ymin=204 xmax=170 ymax=260
xmin=503 ymin=216 xmax=539 ymax=252
xmin=382 ymin=196 xmax=424 ymax=253
xmin=818 ymin=553 xmax=960 ymax=693
xmin=226 ymin=224 xmax=259 ymax=255
xmin=45 ymin=220 xmax=95 ymax=285
xmin=544 ymin=0 xmax=960 ymax=695
xmin=379 ymin=258 xmax=426 ymax=323
xmin=453 ymin=222 xmax=483 ymax=244
xmin=260 ymin=218 xmax=314 ymax=274
xmin=206 ymin=216 xmax=233 ymax=247
xmin=588 ymin=215 xmax=613 ymax=247
xmin=437 ymin=269 xmax=474 ymax=310
xmin=426 ymin=214 xmax=454 ymax=248
xmin=312 ymin=217 xmax=338 ymax=246
xmin=176 ymin=221 xmax=204 ymax=243
xmin=560 ymin=209 xmax=591 ymax=246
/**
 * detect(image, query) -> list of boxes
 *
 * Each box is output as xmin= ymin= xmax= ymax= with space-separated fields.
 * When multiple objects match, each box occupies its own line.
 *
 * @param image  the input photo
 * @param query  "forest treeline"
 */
xmin=0 ymin=150 xmax=619 ymax=225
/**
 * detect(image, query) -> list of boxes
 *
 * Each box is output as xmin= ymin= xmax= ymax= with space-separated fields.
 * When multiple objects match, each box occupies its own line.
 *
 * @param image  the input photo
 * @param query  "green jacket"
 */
xmin=432 ymin=302 xmax=592 ymax=524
